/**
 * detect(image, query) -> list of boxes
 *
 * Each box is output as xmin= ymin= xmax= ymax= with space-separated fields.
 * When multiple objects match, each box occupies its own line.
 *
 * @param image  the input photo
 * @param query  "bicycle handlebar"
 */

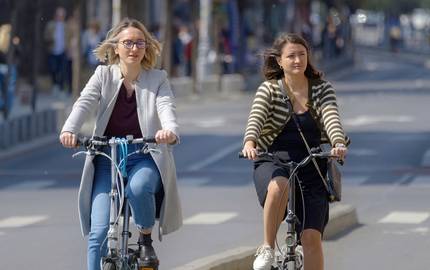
xmin=77 ymin=135 xmax=157 ymax=149
xmin=238 ymin=148 xmax=344 ymax=165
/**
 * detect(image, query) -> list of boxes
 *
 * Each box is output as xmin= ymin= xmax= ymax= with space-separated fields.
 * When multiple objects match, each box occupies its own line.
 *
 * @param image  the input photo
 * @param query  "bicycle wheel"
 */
xmin=103 ymin=261 xmax=116 ymax=270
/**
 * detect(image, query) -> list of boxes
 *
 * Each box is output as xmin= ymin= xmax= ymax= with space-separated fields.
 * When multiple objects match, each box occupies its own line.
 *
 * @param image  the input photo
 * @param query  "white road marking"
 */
xmin=4 ymin=180 xmax=56 ymax=190
xmin=347 ymin=149 xmax=378 ymax=156
xmin=0 ymin=215 xmax=48 ymax=228
xmin=378 ymin=211 xmax=430 ymax=224
xmin=184 ymin=212 xmax=238 ymax=225
xmin=344 ymin=115 xmax=413 ymax=127
xmin=409 ymin=176 xmax=430 ymax=186
xmin=421 ymin=149 xmax=430 ymax=167
xmin=344 ymin=176 xmax=368 ymax=186
xmin=178 ymin=177 xmax=210 ymax=186
xmin=181 ymin=117 xmax=227 ymax=128
xmin=383 ymin=227 xmax=429 ymax=236
xmin=187 ymin=141 xmax=242 ymax=172
xmin=195 ymin=118 xmax=226 ymax=128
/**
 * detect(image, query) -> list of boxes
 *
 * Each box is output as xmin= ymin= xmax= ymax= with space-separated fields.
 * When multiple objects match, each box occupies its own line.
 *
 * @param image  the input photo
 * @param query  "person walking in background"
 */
xmin=44 ymin=6 xmax=72 ymax=96
xmin=59 ymin=18 xmax=182 ymax=270
xmin=82 ymin=19 xmax=104 ymax=69
xmin=241 ymin=33 xmax=349 ymax=270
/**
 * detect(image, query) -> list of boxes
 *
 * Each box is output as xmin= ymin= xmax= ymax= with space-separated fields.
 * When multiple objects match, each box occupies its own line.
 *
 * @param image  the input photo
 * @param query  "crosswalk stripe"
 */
xmin=378 ymin=211 xmax=430 ymax=224
xmin=5 ymin=180 xmax=56 ymax=190
xmin=0 ymin=215 xmax=49 ymax=228
xmin=184 ymin=212 xmax=238 ymax=225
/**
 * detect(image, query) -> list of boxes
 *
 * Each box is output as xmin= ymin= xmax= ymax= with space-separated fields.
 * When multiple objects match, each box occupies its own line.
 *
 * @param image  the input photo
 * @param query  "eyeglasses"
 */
xmin=120 ymin=39 xmax=147 ymax=49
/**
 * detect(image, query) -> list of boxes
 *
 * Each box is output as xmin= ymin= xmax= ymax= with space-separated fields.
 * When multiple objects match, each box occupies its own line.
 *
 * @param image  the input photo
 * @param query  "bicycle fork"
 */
xmin=282 ymin=173 xmax=303 ymax=270
xmin=106 ymin=146 xmax=120 ymax=260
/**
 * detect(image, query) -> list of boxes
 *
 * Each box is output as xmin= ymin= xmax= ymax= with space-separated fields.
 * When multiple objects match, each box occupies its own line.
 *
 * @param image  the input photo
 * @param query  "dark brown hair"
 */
xmin=262 ymin=33 xmax=322 ymax=80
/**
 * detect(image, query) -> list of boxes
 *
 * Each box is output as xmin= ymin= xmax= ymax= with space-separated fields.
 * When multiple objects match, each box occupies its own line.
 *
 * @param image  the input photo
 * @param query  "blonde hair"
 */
xmin=94 ymin=18 xmax=161 ymax=70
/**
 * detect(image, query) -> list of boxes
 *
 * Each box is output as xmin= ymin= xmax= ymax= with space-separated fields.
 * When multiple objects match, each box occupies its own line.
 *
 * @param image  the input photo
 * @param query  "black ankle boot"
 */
xmin=138 ymin=233 xmax=159 ymax=267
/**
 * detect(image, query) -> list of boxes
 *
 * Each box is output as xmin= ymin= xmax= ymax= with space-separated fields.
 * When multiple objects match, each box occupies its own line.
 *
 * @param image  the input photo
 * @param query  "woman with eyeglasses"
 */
xmin=59 ymin=18 xmax=181 ymax=270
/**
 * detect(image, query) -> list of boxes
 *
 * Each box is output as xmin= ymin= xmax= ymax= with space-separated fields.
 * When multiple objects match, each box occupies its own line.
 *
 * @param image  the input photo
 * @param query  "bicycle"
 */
xmin=239 ymin=148 xmax=334 ymax=270
xmin=74 ymin=135 xmax=160 ymax=270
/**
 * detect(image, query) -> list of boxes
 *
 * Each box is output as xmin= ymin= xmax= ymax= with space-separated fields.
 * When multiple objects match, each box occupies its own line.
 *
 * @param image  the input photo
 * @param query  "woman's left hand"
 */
xmin=155 ymin=129 xmax=177 ymax=144
xmin=331 ymin=143 xmax=348 ymax=161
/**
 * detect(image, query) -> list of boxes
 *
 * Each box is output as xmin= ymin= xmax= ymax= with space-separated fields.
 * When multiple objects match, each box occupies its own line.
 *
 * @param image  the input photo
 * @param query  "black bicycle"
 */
xmin=240 ymin=148 xmax=334 ymax=270
xmin=75 ymin=135 xmax=160 ymax=270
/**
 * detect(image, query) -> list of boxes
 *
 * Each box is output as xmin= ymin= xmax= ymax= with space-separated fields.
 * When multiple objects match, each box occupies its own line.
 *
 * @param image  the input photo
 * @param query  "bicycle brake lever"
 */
xmin=140 ymin=145 xmax=161 ymax=154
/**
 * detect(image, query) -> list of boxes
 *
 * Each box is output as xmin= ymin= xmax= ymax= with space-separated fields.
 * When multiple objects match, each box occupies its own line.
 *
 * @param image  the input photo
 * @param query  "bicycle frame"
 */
xmin=76 ymin=135 xmax=158 ymax=270
xmin=239 ymin=149 xmax=332 ymax=270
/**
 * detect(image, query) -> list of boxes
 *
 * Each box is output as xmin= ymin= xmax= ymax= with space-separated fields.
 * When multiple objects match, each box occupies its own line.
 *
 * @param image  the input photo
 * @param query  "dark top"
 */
xmin=269 ymin=111 xmax=320 ymax=158
xmin=104 ymin=83 xmax=143 ymax=138
xmin=268 ymin=110 xmax=326 ymax=181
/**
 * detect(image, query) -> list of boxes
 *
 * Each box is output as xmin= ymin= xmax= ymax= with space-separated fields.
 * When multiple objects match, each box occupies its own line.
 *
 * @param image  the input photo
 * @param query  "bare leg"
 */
xmin=301 ymin=229 xmax=324 ymax=270
xmin=263 ymin=177 xmax=289 ymax=248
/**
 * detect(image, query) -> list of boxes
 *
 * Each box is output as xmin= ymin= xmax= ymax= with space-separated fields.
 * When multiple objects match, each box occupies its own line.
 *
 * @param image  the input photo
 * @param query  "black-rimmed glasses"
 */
xmin=120 ymin=39 xmax=147 ymax=49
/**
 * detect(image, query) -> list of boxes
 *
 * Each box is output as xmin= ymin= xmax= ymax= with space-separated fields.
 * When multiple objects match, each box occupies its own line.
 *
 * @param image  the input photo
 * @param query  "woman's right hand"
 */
xmin=59 ymin=131 xmax=77 ymax=148
xmin=242 ymin=141 xmax=257 ymax=160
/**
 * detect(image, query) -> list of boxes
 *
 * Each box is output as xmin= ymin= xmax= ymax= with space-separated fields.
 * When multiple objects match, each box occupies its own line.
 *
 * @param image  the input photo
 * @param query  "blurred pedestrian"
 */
xmin=59 ymin=18 xmax=182 ymax=270
xmin=0 ymin=24 xmax=20 ymax=117
xmin=44 ymin=6 xmax=72 ymax=95
xmin=389 ymin=25 xmax=402 ymax=53
xmin=82 ymin=19 xmax=103 ymax=69
xmin=178 ymin=25 xmax=192 ymax=76
xmin=241 ymin=33 xmax=349 ymax=270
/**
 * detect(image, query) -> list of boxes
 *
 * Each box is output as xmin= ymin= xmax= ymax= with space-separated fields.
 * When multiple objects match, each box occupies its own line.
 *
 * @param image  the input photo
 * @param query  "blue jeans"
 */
xmin=87 ymin=145 xmax=162 ymax=270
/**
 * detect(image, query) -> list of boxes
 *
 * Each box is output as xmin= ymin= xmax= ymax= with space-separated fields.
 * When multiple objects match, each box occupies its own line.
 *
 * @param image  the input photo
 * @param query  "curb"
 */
xmin=0 ymin=134 xmax=58 ymax=162
xmin=323 ymin=203 xmax=359 ymax=240
xmin=175 ymin=203 xmax=358 ymax=270
xmin=172 ymin=246 xmax=256 ymax=270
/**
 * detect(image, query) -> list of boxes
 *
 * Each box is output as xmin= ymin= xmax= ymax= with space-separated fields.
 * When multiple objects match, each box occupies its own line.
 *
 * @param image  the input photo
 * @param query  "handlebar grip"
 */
xmin=143 ymin=137 xmax=157 ymax=144
xmin=238 ymin=152 xmax=246 ymax=159
xmin=77 ymin=136 xmax=90 ymax=147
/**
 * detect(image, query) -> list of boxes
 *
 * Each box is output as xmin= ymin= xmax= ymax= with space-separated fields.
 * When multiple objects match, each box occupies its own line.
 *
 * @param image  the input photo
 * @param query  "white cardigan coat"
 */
xmin=61 ymin=64 xmax=182 ymax=239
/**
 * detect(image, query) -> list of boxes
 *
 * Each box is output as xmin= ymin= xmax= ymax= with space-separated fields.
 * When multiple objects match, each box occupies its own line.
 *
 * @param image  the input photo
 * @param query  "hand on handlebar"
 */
xmin=59 ymin=131 xmax=78 ymax=148
xmin=331 ymin=144 xmax=347 ymax=162
xmin=155 ymin=129 xmax=177 ymax=144
xmin=241 ymin=141 xmax=258 ymax=160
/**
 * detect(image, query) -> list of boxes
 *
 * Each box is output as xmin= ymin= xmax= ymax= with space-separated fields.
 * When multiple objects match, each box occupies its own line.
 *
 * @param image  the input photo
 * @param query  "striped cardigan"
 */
xmin=244 ymin=78 xmax=349 ymax=151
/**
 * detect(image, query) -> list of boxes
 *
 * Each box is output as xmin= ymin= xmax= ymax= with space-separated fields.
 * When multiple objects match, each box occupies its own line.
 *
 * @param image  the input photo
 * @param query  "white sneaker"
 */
xmin=253 ymin=244 xmax=275 ymax=270
xmin=295 ymin=244 xmax=304 ymax=269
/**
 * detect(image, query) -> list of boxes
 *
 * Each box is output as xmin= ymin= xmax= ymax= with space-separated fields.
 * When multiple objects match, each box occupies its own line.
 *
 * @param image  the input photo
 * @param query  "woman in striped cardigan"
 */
xmin=242 ymin=33 xmax=348 ymax=270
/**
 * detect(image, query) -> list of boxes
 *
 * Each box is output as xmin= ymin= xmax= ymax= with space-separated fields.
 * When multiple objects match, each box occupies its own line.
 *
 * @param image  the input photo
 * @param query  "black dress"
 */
xmin=253 ymin=110 xmax=329 ymax=236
